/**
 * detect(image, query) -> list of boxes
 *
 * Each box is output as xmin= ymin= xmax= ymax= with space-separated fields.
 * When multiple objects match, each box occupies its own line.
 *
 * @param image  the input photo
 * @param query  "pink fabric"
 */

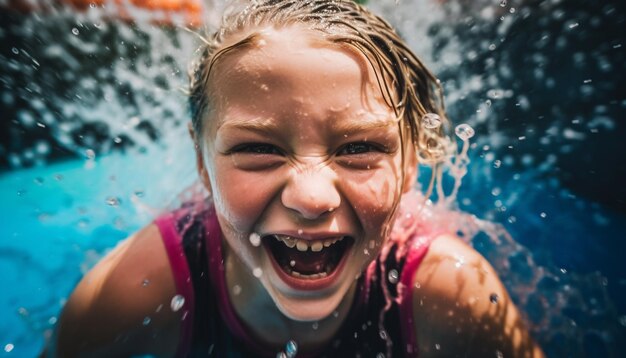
xmin=398 ymin=234 xmax=433 ymax=356
xmin=154 ymin=213 xmax=195 ymax=358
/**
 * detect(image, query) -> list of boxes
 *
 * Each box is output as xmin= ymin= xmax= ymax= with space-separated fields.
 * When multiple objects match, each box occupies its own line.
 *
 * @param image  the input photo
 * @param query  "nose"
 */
xmin=281 ymin=166 xmax=341 ymax=220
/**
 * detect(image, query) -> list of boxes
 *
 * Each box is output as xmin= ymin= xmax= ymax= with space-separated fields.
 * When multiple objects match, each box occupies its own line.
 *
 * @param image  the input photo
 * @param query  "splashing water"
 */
xmin=0 ymin=0 xmax=624 ymax=357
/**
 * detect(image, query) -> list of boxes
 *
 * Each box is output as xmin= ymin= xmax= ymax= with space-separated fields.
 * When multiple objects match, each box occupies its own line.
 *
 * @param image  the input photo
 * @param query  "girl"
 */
xmin=51 ymin=1 xmax=544 ymax=357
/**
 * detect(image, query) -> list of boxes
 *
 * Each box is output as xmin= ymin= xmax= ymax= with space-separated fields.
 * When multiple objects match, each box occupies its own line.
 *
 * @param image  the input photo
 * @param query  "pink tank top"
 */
xmin=154 ymin=203 xmax=436 ymax=357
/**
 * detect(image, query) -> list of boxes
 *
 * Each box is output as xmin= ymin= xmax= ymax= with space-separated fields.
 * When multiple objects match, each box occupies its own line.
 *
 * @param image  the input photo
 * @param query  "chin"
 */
xmin=271 ymin=288 xmax=347 ymax=322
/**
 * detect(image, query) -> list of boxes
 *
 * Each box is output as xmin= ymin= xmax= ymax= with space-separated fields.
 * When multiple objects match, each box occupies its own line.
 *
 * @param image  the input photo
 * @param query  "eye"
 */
xmin=338 ymin=142 xmax=382 ymax=155
xmin=231 ymin=143 xmax=282 ymax=155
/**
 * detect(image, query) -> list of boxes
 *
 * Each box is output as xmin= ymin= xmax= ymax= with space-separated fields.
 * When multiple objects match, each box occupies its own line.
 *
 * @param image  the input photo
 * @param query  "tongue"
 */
xmin=278 ymin=246 xmax=331 ymax=274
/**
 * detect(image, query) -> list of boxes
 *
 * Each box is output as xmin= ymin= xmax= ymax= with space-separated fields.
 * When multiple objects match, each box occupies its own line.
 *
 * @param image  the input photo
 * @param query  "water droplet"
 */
xmin=253 ymin=268 xmax=263 ymax=277
xmin=170 ymin=294 xmax=185 ymax=312
xmin=142 ymin=316 xmax=151 ymax=326
xmin=89 ymin=2 xmax=96 ymax=8
xmin=297 ymin=229 xmax=303 ymax=235
xmin=4 ymin=344 xmax=14 ymax=353
xmin=54 ymin=174 xmax=64 ymax=181
xmin=34 ymin=177 xmax=44 ymax=185
xmin=289 ymin=260 xmax=296 ymax=267
xmin=134 ymin=189 xmax=145 ymax=197
xmin=72 ymin=28 xmax=79 ymax=35
xmin=232 ymin=285 xmax=242 ymax=295
xmin=490 ymin=293 xmax=499 ymax=304
xmin=388 ymin=269 xmax=399 ymax=284
xmin=276 ymin=353 xmax=287 ymax=358
xmin=48 ymin=316 xmax=57 ymax=325
xmin=249 ymin=232 xmax=261 ymax=247
xmin=493 ymin=160 xmax=502 ymax=168
xmin=421 ymin=113 xmax=441 ymax=129
xmin=142 ymin=279 xmax=150 ymax=287
xmin=11 ymin=47 xmax=19 ymax=54
xmin=540 ymin=212 xmax=547 ymax=218
xmin=376 ymin=353 xmax=385 ymax=358
xmin=106 ymin=196 xmax=121 ymax=207
xmin=85 ymin=149 xmax=95 ymax=160
xmin=379 ymin=329 xmax=388 ymax=339
xmin=435 ymin=343 xmax=441 ymax=350
xmin=455 ymin=124 xmax=475 ymax=140
xmin=500 ymin=0 xmax=507 ymax=7
xmin=285 ymin=340 xmax=298 ymax=357
xmin=618 ymin=315 xmax=626 ymax=326
xmin=496 ymin=350 xmax=504 ymax=358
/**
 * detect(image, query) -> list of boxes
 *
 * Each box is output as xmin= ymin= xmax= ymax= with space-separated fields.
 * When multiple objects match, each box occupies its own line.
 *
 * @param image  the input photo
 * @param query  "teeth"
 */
xmin=311 ymin=241 xmax=323 ymax=252
xmin=296 ymin=240 xmax=308 ymax=252
xmin=274 ymin=235 xmax=344 ymax=252
xmin=287 ymin=270 xmax=329 ymax=280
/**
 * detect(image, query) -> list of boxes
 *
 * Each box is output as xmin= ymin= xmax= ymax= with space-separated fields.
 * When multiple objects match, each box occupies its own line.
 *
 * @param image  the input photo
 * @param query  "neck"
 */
xmin=223 ymin=244 xmax=358 ymax=353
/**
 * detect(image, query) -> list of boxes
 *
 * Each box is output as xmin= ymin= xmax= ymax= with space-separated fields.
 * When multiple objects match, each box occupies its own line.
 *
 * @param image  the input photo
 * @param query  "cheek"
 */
xmin=341 ymin=165 xmax=402 ymax=236
xmin=211 ymin=159 xmax=280 ymax=231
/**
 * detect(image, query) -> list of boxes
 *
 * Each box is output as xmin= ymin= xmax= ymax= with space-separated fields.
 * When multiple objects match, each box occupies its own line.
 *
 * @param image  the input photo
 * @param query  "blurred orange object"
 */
xmin=2 ymin=0 xmax=204 ymax=27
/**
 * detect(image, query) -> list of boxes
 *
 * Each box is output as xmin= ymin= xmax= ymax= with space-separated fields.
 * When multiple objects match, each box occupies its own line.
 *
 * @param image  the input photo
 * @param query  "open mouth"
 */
xmin=264 ymin=234 xmax=353 ymax=282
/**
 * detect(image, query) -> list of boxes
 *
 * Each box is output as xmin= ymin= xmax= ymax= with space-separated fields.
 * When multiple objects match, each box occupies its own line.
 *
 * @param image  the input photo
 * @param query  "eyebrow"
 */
xmin=217 ymin=114 xmax=398 ymax=135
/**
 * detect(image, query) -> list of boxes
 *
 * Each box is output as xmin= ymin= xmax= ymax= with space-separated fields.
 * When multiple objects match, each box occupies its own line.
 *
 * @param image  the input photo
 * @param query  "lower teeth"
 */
xmin=283 ymin=266 xmax=331 ymax=279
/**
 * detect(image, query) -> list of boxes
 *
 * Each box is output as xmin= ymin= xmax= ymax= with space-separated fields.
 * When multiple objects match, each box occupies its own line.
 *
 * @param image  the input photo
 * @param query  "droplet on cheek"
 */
xmin=249 ymin=232 xmax=261 ymax=247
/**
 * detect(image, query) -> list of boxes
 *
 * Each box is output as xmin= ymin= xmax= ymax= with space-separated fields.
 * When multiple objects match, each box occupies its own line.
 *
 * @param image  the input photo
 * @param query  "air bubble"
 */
xmin=285 ymin=340 xmax=298 ymax=358
xmin=435 ymin=343 xmax=441 ymax=350
xmin=170 ymin=294 xmax=185 ymax=312
xmin=388 ymin=269 xmax=399 ymax=284
xmin=253 ymin=268 xmax=263 ymax=277
xmin=619 ymin=315 xmax=626 ymax=326
xmin=455 ymin=124 xmax=475 ymax=140
xmin=249 ymin=232 xmax=261 ymax=247
xmin=11 ymin=47 xmax=19 ymax=54
xmin=490 ymin=293 xmax=499 ymax=304
xmin=421 ymin=113 xmax=442 ymax=129
xmin=376 ymin=353 xmax=385 ymax=358
xmin=500 ymin=0 xmax=507 ymax=7
xmin=142 ymin=279 xmax=150 ymax=287
xmin=4 ymin=344 xmax=14 ymax=353
xmin=142 ymin=316 xmax=151 ymax=326
xmin=379 ymin=329 xmax=388 ymax=339
xmin=496 ymin=350 xmax=504 ymax=358
xmin=72 ymin=28 xmax=79 ymax=35
xmin=312 ymin=322 xmax=319 ymax=330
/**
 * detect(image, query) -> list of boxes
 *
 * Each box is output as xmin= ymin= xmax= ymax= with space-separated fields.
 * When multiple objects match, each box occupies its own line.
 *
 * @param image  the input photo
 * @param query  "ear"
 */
xmin=402 ymin=144 xmax=418 ymax=193
xmin=188 ymin=122 xmax=212 ymax=193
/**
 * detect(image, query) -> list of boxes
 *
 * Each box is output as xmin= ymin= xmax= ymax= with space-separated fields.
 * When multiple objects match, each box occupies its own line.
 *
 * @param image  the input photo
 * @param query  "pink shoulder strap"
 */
xmin=398 ymin=234 xmax=437 ymax=357
xmin=154 ymin=213 xmax=195 ymax=358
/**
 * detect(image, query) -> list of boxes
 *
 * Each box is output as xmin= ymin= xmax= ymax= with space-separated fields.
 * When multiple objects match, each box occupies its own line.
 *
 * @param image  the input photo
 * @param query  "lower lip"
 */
xmin=265 ymin=241 xmax=353 ymax=291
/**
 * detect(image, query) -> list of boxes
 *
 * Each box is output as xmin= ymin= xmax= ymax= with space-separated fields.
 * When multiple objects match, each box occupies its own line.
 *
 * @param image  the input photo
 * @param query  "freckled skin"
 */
xmin=193 ymin=26 xmax=415 ymax=350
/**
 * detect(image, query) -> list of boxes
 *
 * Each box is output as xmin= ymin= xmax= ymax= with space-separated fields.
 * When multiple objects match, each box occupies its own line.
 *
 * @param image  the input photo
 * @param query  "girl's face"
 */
xmin=198 ymin=26 xmax=415 ymax=321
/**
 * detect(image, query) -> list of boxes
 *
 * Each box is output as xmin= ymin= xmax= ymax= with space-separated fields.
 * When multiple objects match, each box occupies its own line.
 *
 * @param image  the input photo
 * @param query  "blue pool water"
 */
xmin=1 ymin=0 xmax=625 ymax=356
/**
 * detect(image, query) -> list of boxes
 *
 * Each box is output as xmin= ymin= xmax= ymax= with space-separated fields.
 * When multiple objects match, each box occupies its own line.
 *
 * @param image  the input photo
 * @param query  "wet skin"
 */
xmin=193 ymin=25 xmax=415 ymax=349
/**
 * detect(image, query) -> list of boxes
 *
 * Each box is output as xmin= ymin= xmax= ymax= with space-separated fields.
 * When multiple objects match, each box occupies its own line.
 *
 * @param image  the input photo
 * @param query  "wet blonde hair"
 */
xmin=188 ymin=0 xmax=451 ymax=169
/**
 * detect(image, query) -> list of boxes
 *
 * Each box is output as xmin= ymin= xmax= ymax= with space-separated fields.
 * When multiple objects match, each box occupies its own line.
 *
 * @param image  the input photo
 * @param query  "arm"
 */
xmin=45 ymin=224 xmax=182 ymax=358
xmin=412 ymin=234 xmax=544 ymax=358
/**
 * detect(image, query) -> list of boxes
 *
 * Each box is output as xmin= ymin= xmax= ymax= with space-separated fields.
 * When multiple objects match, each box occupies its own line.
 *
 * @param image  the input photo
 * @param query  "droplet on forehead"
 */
xmin=455 ymin=123 xmax=475 ymax=140
xmin=421 ymin=113 xmax=442 ymax=129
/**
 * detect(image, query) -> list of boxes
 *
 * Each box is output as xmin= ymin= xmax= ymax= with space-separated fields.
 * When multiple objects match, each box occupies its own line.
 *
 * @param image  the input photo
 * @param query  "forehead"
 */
xmin=206 ymin=25 xmax=394 ymax=129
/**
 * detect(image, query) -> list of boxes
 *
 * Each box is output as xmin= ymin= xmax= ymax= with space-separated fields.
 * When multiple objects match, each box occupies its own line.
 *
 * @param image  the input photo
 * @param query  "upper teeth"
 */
xmin=275 ymin=235 xmax=343 ymax=252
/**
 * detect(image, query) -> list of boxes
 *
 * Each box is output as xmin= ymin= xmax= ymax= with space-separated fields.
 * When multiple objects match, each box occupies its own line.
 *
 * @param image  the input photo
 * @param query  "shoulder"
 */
xmin=411 ymin=234 xmax=544 ymax=357
xmin=54 ymin=224 xmax=183 ymax=358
